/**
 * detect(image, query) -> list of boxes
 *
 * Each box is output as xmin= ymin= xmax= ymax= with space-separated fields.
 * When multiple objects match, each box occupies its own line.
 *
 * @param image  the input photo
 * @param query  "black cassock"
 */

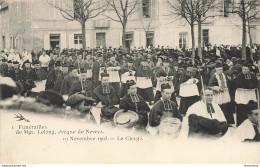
xmin=119 ymin=94 xmax=150 ymax=129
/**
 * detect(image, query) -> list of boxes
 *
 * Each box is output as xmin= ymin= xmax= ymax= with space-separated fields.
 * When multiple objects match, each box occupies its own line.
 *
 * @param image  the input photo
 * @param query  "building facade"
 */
xmin=0 ymin=0 xmax=260 ymax=53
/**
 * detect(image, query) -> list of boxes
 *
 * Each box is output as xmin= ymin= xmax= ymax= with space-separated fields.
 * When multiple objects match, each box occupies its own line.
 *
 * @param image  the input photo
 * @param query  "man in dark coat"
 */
xmin=234 ymin=63 xmax=258 ymax=126
xmin=45 ymin=61 xmax=63 ymax=90
xmin=93 ymin=73 xmax=120 ymax=106
xmin=27 ymin=60 xmax=48 ymax=81
xmin=93 ymin=54 xmax=103 ymax=88
xmin=149 ymin=83 xmax=182 ymax=128
xmin=120 ymin=80 xmax=150 ymax=130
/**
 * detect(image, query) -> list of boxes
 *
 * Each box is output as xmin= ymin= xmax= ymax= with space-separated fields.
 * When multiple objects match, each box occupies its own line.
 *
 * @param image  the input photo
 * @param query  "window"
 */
xmin=203 ymin=29 xmax=209 ymax=46
xmin=125 ymin=32 xmax=134 ymax=49
xmin=26 ymin=0 xmax=31 ymax=21
xmin=96 ymin=33 xmax=106 ymax=48
xmin=146 ymin=31 xmax=154 ymax=47
xmin=224 ymin=0 xmax=232 ymax=17
xmin=50 ymin=34 xmax=60 ymax=49
xmin=179 ymin=33 xmax=187 ymax=49
xmin=74 ymin=34 xmax=82 ymax=44
xmin=142 ymin=0 xmax=151 ymax=18
xmin=15 ymin=37 xmax=19 ymax=49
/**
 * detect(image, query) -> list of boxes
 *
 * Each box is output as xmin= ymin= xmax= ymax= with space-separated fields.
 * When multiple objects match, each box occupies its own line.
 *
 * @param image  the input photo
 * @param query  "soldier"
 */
xmin=12 ymin=61 xmax=21 ymax=81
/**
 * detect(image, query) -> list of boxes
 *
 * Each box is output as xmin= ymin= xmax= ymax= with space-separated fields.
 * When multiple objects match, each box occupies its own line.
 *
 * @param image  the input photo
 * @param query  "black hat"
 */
xmin=101 ymin=72 xmax=109 ymax=78
xmin=126 ymin=80 xmax=136 ymax=89
xmin=55 ymin=61 xmax=61 ymax=67
xmin=215 ymin=63 xmax=223 ymax=68
xmin=33 ymin=60 xmax=40 ymax=65
xmin=2 ymin=59 xmax=7 ymax=62
xmin=7 ymin=60 xmax=12 ymax=64
xmin=1 ymin=50 xmax=4 ymax=53
xmin=161 ymin=83 xmax=171 ymax=91
xmin=24 ymin=60 xmax=31 ymax=64
xmin=13 ymin=61 xmax=19 ymax=65
xmin=242 ymin=62 xmax=251 ymax=68
xmin=80 ymin=68 xmax=87 ymax=73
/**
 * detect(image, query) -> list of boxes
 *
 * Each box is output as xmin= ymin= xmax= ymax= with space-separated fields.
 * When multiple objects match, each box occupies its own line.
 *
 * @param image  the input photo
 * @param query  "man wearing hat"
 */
xmin=19 ymin=60 xmax=32 ymax=81
xmin=6 ymin=60 xmax=14 ymax=78
xmin=179 ymin=65 xmax=201 ymax=115
xmin=136 ymin=56 xmax=154 ymax=105
xmin=69 ymin=68 xmax=94 ymax=98
xmin=179 ymin=87 xmax=228 ymax=140
xmin=93 ymin=73 xmax=120 ymax=122
xmin=119 ymin=80 xmax=150 ymax=130
xmin=106 ymin=55 xmax=121 ymax=95
xmin=52 ymin=63 xmax=70 ymax=95
xmin=149 ymin=83 xmax=182 ymax=137
xmin=11 ymin=61 xmax=22 ymax=81
xmin=27 ymin=60 xmax=48 ymax=82
xmin=209 ymin=63 xmax=234 ymax=124
xmin=93 ymin=54 xmax=103 ymax=88
xmin=154 ymin=58 xmax=177 ymax=104
xmin=119 ymin=57 xmax=137 ymax=98
xmin=234 ymin=63 xmax=258 ymax=127
xmin=93 ymin=73 xmax=120 ymax=107
xmin=45 ymin=61 xmax=62 ymax=90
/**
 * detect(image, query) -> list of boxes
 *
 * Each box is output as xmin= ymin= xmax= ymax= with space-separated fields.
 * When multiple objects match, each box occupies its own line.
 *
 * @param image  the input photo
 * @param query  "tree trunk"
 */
xmin=241 ymin=0 xmax=247 ymax=60
xmin=191 ymin=23 xmax=195 ymax=65
xmin=247 ymin=20 xmax=253 ymax=61
xmin=198 ymin=16 xmax=202 ymax=62
xmin=122 ymin=23 xmax=126 ymax=48
xmin=81 ymin=22 xmax=86 ymax=49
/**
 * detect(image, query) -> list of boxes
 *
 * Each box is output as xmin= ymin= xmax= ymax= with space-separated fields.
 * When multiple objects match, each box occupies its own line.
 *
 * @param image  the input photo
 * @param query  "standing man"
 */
xmin=179 ymin=65 xmax=201 ymax=115
xmin=234 ymin=63 xmax=258 ymax=127
xmin=106 ymin=55 xmax=121 ymax=95
xmin=39 ymin=50 xmax=50 ymax=72
xmin=136 ymin=56 xmax=154 ymax=105
xmin=209 ymin=63 xmax=234 ymax=124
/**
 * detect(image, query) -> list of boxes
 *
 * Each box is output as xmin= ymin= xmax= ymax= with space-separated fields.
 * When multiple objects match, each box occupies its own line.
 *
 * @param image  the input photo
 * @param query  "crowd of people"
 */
xmin=0 ymin=44 xmax=260 ymax=142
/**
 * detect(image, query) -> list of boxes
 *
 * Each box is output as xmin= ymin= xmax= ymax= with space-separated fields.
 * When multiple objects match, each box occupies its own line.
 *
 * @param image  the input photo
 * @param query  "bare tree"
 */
xmin=47 ymin=0 xmax=107 ymax=49
xmin=194 ymin=0 xmax=221 ymax=60
xmin=167 ymin=0 xmax=197 ymax=61
xmin=230 ymin=0 xmax=260 ymax=60
xmin=105 ymin=0 xmax=140 ymax=48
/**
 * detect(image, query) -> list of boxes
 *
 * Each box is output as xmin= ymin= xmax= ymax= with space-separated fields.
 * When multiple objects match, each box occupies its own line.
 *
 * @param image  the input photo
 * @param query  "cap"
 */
xmin=161 ymin=83 xmax=171 ymax=91
xmin=126 ymin=80 xmax=136 ymax=89
xmin=101 ymin=72 xmax=109 ymax=78
xmin=33 ymin=60 xmax=40 ymax=65
xmin=55 ymin=61 xmax=61 ymax=67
